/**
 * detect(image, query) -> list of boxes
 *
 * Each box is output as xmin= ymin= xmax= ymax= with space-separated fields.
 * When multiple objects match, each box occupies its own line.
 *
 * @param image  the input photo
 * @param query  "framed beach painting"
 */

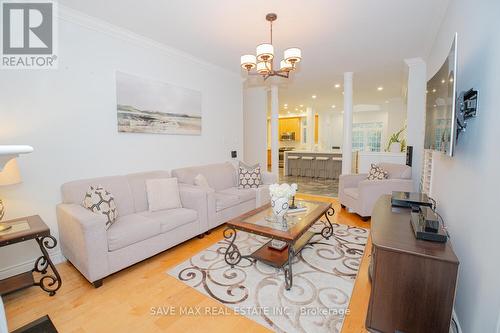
xmin=116 ymin=71 xmax=202 ymax=135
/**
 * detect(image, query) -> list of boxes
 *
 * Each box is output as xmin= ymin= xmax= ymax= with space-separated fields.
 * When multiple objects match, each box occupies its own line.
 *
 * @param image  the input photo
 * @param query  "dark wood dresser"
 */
xmin=366 ymin=195 xmax=459 ymax=333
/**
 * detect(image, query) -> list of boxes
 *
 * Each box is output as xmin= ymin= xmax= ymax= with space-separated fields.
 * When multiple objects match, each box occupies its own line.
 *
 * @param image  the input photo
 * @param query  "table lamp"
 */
xmin=0 ymin=158 xmax=22 ymax=232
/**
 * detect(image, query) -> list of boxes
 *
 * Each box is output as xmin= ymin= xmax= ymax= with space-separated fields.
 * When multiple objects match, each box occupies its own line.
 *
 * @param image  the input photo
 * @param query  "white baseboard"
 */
xmin=0 ymin=251 xmax=66 ymax=280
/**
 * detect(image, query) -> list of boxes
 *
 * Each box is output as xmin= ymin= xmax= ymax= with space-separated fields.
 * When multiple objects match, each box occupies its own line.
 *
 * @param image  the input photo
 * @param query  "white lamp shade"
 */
xmin=257 ymin=62 xmax=270 ymax=74
xmin=280 ymin=60 xmax=293 ymax=72
xmin=284 ymin=48 xmax=302 ymax=64
xmin=256 ymin=43 xmax=274 ymax=61
xmin=0 ymin=159 xmax=21 ymax=186
xmin=240 ymin=54 xmax=256 ymax=70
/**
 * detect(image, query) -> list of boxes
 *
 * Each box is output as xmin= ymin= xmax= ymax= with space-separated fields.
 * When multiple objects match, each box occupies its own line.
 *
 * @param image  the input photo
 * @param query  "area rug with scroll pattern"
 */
xmin=168 ymin=222 xmax=368 ymax=333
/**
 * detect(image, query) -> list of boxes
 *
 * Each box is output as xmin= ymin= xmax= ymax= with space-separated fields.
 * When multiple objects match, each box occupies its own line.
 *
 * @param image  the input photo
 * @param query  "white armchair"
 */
xmin=339 ymin=163 xmax=413 ymax=219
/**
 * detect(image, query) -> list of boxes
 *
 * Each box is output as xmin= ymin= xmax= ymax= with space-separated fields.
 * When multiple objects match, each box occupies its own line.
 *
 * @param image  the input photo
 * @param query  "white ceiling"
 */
xmin=59 ymin=0 xmax=450 ymax=113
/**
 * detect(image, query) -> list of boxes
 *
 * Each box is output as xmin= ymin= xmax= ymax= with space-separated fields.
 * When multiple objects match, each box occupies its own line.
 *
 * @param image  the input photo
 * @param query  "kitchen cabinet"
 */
xmin=278 ymin=117 xmax=301 ymax=141
xmin=267 ymin=115 xmax=319 ymax=145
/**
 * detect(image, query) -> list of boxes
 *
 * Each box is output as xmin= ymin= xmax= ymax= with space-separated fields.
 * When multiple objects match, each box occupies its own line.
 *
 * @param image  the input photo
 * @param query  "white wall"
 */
xmin=426 ymin=1 xmax=500 ymax=332
xmin=384 ymin=98 xmax=407 ymax=143
xmin=243 ymin=87 xmax=267 ymax=166
xmin=0 ymin=10 xmax=243 ymax=276
xmin=330 ymin=112 xmax=344 ymax=149
xmin=320 ymin=108 xmax=400 ymax=151
xmin=318 ymin=110 xmax=343 ymax=150
xmin=405 ymin=58 xmax=427 ymax=191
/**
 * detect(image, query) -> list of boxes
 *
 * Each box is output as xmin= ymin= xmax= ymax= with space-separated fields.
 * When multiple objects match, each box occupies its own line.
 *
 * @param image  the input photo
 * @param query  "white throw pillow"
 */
xmin=194 ymin=173 xmax=210 ymax=188
xmin=146 ymin=178 xmax=182 ymax=212
xmin=82 ymin=185 xmax=118 ymax=230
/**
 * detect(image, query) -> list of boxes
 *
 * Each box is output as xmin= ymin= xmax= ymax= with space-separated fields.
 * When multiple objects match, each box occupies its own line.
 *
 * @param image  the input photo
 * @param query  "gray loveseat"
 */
xmin=172 ymin=162 xmax=276 ymax=230
xmin=56 ymin=170 xmax=208 ymax=287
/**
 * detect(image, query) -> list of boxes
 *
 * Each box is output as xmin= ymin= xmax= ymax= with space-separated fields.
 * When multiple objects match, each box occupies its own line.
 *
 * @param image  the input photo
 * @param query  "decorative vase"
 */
xmin=389 ymin=142 xmax=401 ymax=153
xmin=271 ymin=196 xmax=289 ymax=224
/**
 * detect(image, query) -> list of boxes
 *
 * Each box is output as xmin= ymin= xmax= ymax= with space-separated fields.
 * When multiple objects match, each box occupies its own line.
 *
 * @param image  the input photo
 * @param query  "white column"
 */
xmin=404 ymin=58 xmax=426 ymax=191
xmin=306 ymin=107 xmax=314 ymax=150
xmin=342 ymin=72 xmax=353 ymax=174
xmin=270 ymin=85 xmax=279 ymax=176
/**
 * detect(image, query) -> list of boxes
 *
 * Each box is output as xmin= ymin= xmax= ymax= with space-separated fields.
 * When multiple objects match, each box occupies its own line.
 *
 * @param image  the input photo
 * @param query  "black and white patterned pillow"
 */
xmin=82 ymin=185 xmax=118 ymax=229
xmin=366 ymin=164 xmax=389 ymax=181
xmin=238 ymin=162 xmax=261 ymax=189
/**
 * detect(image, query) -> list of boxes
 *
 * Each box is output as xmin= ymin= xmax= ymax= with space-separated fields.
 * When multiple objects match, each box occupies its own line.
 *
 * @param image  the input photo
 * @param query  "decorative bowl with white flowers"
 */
xmin=269 ymin=183 xmax=298 ymax=224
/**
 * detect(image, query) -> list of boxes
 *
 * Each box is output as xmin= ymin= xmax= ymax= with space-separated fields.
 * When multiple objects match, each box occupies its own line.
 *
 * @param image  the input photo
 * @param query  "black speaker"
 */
xmin=406 ymin=146 xmax=413 ymax=166
xmin=231 ymin=150 xmax=237 ymax=158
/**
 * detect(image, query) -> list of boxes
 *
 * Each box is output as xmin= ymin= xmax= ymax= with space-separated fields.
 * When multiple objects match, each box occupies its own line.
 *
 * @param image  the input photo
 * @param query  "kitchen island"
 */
xmin=283 ymin=150 xmax=342 ymax=179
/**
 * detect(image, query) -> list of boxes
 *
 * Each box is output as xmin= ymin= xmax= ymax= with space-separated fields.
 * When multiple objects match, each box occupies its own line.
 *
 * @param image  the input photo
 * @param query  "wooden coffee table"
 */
xmin=223 ymin=200 xmax=333 ymax=290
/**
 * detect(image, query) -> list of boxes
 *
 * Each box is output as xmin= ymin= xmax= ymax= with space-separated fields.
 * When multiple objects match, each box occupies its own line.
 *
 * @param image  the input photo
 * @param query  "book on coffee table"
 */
xmin=287 ymin=207 xmax=307 ymax=214
xmin=288 ymin=201 xmax=308 ymax=214
xmin=269 ymin=239 xmax=287 ymax=251
xmin=223 ymin=200 xmax=332 ymax=290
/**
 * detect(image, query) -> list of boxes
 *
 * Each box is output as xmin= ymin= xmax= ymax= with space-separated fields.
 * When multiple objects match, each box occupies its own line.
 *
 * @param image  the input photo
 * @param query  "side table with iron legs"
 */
xmin=0 ymin=215 xmax=62 ymax=296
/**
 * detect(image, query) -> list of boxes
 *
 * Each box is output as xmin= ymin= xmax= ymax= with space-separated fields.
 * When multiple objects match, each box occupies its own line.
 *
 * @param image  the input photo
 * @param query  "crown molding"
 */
xmin=57 ymin=5 xmax=240 ymax=78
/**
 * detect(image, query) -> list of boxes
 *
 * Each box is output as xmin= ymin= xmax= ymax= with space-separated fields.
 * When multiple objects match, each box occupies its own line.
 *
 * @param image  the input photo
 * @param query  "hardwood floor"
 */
xmin=3 ymin=194 xmax=371 ymax=333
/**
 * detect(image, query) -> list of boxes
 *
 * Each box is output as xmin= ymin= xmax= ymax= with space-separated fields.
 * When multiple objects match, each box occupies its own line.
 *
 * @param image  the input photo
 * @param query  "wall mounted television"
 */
xmin=424 ymin=33 xmax=458 ymax=157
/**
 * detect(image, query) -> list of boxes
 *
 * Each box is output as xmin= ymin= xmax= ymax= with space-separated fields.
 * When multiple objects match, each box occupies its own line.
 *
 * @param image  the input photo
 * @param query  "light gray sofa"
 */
xmin=56 ymin=170 xmax=208 ymax=287
xmin=339 ymin=163 xmax=413 ymax=219
xmin=172 ymin=162 xmax=276 ymax=229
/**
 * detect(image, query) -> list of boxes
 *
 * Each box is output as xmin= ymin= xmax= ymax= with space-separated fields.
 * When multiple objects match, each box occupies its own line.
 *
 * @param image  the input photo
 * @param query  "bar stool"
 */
xmin=332 ymin=157 xmax=342 ymax=179
xmin=315 ymin=156 xmax=330 ymax=180
xmin=288 ymin=155 xmax=301 ymax=178
xmin=301 ymin=156 xmax=315 ymax=178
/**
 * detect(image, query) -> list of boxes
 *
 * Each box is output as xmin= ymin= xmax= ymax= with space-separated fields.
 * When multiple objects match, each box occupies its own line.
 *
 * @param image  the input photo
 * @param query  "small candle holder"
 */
xmin=289 ymin=196 xmax=297 ymax=210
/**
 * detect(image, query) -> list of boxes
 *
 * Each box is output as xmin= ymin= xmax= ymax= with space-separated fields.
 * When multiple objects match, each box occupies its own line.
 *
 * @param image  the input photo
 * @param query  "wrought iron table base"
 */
xmin=33 ymin=235 xmax=62 ymax=296
xmin=223 ymin=227 xmax=255 ymax=268
xmin=309 ymin=206 xmax=334 ymax=242
xmin=224 ymin=207 xmax=334 ymax=290
xmin=283 ymin=244 xmax=294 ymax=290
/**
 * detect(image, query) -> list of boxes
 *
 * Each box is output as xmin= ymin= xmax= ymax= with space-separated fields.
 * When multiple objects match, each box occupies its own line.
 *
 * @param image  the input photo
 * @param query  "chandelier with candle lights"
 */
xmin=240 ymin=13 xmax=302 ymax=80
